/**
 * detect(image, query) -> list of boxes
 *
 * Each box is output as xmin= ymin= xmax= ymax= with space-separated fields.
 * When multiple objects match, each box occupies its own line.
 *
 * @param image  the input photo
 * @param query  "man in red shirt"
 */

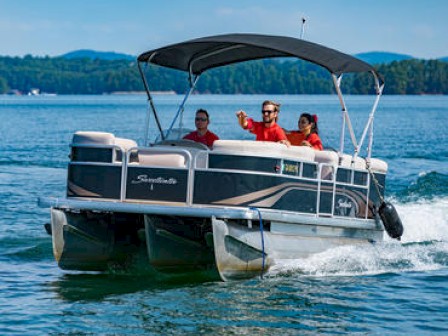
xmin=183 ymin=109 xmax=219 ymax=148
xmin=236 ymin=100 xmax=288 ymax=144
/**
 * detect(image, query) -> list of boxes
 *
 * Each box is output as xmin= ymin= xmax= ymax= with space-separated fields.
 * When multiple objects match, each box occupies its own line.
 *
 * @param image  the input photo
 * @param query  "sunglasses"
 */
xmin=195 ymin=117 xmax=208 ymax=122
xmin=262 ymin=110 xmax=276 ymax=114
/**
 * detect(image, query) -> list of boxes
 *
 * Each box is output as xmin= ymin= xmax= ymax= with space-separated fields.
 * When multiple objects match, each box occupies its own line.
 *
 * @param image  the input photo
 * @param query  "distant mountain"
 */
xmin=60 ymin=49 xmax=135 ymax=61
xmin=354 ymin=52 xmax=413 ymax=65
xmin=58 ymin=49 xmax=447 ymax=65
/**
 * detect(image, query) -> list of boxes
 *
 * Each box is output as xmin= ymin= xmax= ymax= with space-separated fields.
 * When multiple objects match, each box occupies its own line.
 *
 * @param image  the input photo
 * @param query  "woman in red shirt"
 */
xmin=286 ymin=113 xmax=323 ymax=150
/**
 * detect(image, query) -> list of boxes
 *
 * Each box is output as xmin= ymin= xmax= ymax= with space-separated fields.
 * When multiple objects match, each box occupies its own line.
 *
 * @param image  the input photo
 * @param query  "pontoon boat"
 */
xmin=39 ymin=34 xmax=403 ymax=281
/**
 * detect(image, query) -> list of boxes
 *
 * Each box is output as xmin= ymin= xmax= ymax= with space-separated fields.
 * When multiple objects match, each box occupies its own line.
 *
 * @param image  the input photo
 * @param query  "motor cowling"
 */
xmin=379 ymin=202 xmax=404 ymax=240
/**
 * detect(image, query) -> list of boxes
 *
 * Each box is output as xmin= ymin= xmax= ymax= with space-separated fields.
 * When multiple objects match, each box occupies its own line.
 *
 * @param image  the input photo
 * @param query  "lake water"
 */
xmin=0 ymin=94 xmax=447 ymax=335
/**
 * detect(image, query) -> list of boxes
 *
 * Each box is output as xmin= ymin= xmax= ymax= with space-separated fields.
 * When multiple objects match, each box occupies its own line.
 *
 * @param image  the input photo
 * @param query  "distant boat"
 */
xmin=28 ymin=88 xmax=40 ymax=96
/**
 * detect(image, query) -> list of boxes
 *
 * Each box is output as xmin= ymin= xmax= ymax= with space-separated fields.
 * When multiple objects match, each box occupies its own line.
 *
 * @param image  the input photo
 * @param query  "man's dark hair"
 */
xmin=196 ymin=108 xmax=209 ymax=119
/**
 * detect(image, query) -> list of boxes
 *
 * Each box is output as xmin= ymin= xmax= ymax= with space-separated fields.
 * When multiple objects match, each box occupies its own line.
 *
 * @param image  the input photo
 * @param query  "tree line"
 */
xmin=0 ymin=55 xmax=447 ymax=95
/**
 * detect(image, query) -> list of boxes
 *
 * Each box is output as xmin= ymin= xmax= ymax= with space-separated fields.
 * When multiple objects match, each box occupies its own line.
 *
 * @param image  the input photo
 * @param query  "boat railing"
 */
xmin=123 ymin=146 xmax=194 ymax=203
xmin=68 ymin=142 xmax=380 ymax=220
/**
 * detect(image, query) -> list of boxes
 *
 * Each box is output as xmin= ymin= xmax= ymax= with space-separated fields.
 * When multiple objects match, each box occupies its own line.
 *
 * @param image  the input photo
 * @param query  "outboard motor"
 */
xmin=379 ymin=202 xmax=404 ymax=240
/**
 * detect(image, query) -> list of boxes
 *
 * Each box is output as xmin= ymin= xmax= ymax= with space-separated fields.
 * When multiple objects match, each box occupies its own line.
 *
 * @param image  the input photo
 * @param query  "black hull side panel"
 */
xmin=194 ymin=171 xmax=373 ymax=219
xmin=126 ymin=167 xmax=188 ymax=202
xmin=68 ymin=164 xmax=122 ymax=199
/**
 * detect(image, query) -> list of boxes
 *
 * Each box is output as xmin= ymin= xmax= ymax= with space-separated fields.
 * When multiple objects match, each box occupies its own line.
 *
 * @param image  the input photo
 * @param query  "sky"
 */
xmin=1 ymin=0 xmax=447 ymax=59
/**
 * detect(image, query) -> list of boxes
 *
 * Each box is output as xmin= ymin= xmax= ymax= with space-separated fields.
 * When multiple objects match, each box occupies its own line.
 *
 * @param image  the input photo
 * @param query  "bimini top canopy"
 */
xmin=138 ymin=33 xmax=381 ymax=81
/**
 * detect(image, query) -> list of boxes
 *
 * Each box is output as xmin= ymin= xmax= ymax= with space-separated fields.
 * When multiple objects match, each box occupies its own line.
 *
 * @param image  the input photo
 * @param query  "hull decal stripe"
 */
xmin=67 ymin=181 xmax=101 ymax=197
xmin=212 ymin=182 xmax=315 ymax=205
xmin=250 ymin=186 xmax=316 ymax=207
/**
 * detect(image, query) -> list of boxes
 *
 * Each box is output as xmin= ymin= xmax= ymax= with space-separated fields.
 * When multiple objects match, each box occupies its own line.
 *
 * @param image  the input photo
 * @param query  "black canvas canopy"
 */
xmin=138 ymin=33 xmax=381 ymax=80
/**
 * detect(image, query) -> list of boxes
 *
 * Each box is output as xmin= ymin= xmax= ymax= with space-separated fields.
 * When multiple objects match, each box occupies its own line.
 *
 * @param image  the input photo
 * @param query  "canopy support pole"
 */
xmin=166 ymin=75 xmax=199 ymax=140
xmin=356 ymin=80 xmax=384 ymax=162
xmin=366 ymin=73 xmax=384 ymax=164
xmin=332 ymin=74 xmax=358 ymax=164
xmin=138 ymin=57 xmax=165 ymax=144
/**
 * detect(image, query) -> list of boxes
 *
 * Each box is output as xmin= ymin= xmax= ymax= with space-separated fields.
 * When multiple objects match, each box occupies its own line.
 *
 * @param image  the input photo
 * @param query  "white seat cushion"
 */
xmin=314 ymin=150 xmax=339 ymax=165
xmin=115 ymin=137 xmax=138 ymax=151
xmin=136 ymin=153 xmax=186 ymax=167
xmin=340 ymin=154 xmax=366 ymax=169
xmin=72 ymin=131 xmax=115 ymax=145
xmin=368 ymin=158 xmax=388 ymax=173
xmin=212 ymin=140 xmax=315 ymax=162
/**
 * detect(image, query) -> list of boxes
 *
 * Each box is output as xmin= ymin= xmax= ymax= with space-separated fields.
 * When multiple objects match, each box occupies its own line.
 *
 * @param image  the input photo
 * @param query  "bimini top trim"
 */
xmin=137 ymin=33 xmax=382 ymax=81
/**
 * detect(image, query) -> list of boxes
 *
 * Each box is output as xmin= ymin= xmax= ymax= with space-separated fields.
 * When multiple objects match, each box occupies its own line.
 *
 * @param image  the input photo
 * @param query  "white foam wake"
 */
xmin=394 ymin=197 xmax=448 ymax=243
xmin=269 ymin=197 xmax=448 ymax=278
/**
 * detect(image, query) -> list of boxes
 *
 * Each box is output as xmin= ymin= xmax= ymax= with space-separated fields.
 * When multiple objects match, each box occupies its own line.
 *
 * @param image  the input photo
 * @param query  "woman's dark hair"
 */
xmin=300 ymin=113 xmax=319 ymax=135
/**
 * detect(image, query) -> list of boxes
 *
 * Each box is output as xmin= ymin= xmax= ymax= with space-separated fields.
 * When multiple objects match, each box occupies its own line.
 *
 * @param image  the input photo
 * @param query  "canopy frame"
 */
xmin=137 ymin=33 xmax=384 ymax=161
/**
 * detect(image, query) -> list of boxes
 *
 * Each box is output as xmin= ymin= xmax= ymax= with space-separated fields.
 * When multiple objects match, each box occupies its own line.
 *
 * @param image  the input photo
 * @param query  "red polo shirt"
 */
xmin=183 ymin=130 xmax=219 ymax=148
xmin=246 ymin=118 xmax=287 ymax=142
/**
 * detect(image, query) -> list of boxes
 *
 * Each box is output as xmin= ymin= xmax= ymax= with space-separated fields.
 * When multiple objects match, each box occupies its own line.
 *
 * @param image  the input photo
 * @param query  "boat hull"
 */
xmin=144 ymin=214 xmax=217 ymax=273
xmin=211 ymin=216 xmax=383 ymax=281
xmin=48 ymin=203 xmax=383 ymax=280
xmin=50 ymin=208 xmax=145 ymax=271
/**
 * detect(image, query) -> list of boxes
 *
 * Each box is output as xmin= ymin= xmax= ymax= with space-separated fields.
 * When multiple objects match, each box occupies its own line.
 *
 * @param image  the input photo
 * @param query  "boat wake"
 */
xmin=269 ymin=196 xmax=448 ymax=278
xmin=395 ymin=171 xmax=448 ymax=202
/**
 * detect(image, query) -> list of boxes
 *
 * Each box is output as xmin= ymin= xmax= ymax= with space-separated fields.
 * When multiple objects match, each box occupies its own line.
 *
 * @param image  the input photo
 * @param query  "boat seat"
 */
xmin=339 ymin=154 xmax=366 ymax=170
xmin=136 ymin=153 xmax=186 ymax=168
xmin=72 ymin=131 xmax=137 ymax=149
xmin=115 ymin=137 xmax=138 ymax=151
xmin=71 ymin=131 xmax=138 ymax=163
xmin=114 ymin=138 xmax=138 ymax=162
xmin=314 ymin=150 xmax=339 ymax=165
xmin=72 ymin=131 xmax=115 ymax=145
xmin=212 ymin=140 xmax=315 ymax=162
xmin=337 ymin=154 xmax=388 ymax=174
xmin=155 ymin=139 xmax=209 ymax=150
xmin=314 ymin=150 xmax=339 ymax=180
xmin=368 ymin=158 xmax=388 ymax=173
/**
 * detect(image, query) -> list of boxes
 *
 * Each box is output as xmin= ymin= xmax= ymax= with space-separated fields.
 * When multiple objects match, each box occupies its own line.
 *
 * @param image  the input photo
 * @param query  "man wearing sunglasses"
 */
xmin=183 ymin=108 xmax=219 ymax=148
xmin=236 ymin=100 xmax=288 ymax=144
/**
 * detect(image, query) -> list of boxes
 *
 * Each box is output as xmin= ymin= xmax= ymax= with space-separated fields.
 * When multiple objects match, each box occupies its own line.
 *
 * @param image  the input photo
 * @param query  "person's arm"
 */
xmin=236 ymin=110 xmax=253 ymax=130
xmin=276 ymin=127 xmax=290 ymax=146
xmin=301 ymin=134 xmax=323 ymax=150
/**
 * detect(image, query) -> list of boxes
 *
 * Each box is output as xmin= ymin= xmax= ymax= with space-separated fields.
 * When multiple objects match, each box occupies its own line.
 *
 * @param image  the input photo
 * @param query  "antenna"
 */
xmin=300 ymin=17 xmax=306 ymax=39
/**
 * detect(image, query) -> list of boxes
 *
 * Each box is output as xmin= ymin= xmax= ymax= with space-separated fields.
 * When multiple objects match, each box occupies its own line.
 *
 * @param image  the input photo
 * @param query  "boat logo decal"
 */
xmin=335 ymin=196 xmax=357 ymax=217
xmin=131 ymin=175 xmax=178 ymax=190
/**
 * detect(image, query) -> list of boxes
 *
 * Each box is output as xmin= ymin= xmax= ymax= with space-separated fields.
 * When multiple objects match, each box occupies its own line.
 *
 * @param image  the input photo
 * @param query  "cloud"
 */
xmin=215 ymin=7 xmax=236 ymax=16
xmin=0 ymin=19 xmax=35 ymax=32
xmin=411 ymin=24 xmax=435 ymax=39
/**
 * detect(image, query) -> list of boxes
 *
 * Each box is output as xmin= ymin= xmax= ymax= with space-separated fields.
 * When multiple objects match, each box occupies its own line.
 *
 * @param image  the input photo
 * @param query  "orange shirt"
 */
xmin=247 ymin=119 xmax=287 ymax=142
xmin=286 ymin=131 xmax=323 ymax=150
xmin=286 ymin=131 xmax=307 ymax=146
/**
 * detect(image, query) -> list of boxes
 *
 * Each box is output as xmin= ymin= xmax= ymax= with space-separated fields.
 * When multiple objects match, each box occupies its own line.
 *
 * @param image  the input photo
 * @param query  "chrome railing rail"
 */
xmin=71 ymin=145 xmax=374 ymax=221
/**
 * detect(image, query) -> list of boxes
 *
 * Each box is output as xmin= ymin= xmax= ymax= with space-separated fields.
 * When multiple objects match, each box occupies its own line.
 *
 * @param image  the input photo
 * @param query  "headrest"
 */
xmin=72 ymin=131 xmax=115 ymax=145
